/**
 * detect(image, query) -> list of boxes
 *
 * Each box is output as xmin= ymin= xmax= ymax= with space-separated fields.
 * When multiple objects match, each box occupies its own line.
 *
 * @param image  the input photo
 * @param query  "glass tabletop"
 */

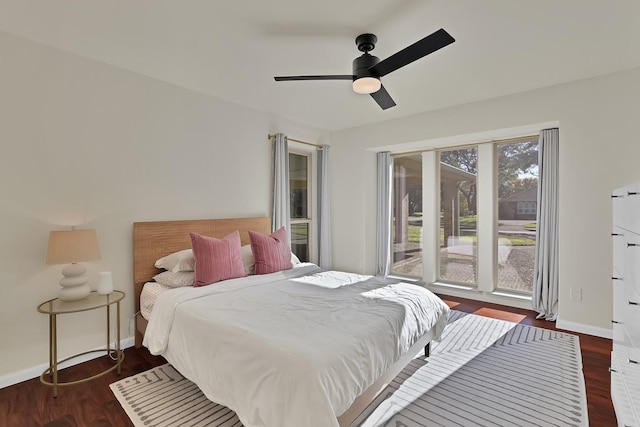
xmin=37 ymin=290 xmax=125 ymax=315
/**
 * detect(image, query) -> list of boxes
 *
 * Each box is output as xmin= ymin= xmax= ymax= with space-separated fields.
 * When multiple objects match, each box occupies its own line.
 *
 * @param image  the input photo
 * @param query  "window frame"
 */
xmin=386 ymin=132 xmax=543 ymax=305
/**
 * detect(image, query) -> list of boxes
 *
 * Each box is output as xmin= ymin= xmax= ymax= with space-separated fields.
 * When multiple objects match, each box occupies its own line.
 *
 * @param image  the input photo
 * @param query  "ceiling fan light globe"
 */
xmin=352 ymin=77 xmax=381 ymax=94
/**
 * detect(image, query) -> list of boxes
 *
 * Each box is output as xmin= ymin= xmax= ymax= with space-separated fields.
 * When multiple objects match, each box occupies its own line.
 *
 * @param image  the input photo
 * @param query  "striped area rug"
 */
xmin=110 ymin=364 xmax=241 ymax=426
xmin=354 ymin=310 xmax=587 ymax=426
xmin=110 ymin=310 xmax=588 ymax=427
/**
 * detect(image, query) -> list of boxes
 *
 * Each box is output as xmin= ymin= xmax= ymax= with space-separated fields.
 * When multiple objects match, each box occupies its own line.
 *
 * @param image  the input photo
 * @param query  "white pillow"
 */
xmin=153 ymin=271 xmax=195 ymax=288
xmin=291 ymin=252 xmax=301 ymax=266
xmin=154 ymin=249 xmax=195 ymax=272
xmin=241 ymin=244 xmax=255 ymax=275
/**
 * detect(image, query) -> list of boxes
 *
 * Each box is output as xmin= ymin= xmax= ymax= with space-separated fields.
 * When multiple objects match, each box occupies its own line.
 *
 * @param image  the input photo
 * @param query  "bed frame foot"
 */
xmin=424 ymin=342 xmax=430 ymax=358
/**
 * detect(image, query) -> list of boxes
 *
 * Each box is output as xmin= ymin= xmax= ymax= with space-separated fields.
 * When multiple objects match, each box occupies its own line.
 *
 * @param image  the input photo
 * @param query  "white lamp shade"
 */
xmin=352 ymin=77 xmax=381 ymax=94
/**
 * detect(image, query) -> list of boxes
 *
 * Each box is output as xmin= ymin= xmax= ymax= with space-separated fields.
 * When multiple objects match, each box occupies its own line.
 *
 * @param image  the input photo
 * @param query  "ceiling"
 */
xmin=1 ymin=0 xmax=640 ymax=131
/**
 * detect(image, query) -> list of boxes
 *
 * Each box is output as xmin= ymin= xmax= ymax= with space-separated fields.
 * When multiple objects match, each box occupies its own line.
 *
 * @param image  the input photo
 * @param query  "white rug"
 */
xmin=111 ymin=310 xmax=588 ymax=427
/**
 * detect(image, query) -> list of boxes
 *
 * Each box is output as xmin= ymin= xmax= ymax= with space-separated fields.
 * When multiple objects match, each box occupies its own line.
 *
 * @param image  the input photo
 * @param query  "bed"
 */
xmin=133 ymin=217 xmax=450 ymax=427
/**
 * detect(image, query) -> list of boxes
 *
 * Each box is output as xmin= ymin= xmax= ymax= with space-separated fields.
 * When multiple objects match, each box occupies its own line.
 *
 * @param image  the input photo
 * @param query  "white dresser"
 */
xmin=611 ymin=181 xmax=640 ymax=426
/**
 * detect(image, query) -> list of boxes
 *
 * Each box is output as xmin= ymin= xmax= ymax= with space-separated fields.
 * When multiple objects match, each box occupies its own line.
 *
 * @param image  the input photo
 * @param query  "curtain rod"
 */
xmin=267 ymin=134 xmax=322 ymax=148
xmin=391 ymin=134 xmax=539 ymax=158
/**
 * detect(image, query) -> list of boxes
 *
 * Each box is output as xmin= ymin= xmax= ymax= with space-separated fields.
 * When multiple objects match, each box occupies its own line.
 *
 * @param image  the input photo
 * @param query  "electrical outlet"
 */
xmin=569 ymin=287 xmax=582 ymax=301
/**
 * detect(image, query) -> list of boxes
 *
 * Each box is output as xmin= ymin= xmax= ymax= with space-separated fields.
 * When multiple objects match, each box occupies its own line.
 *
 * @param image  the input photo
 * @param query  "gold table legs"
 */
xmin=39 ymin=300 xmax=124 ymax=397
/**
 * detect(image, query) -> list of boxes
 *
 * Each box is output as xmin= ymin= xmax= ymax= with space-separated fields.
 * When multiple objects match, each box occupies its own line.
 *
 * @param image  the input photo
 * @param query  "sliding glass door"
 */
xmin=390 ymin=154 xmax=423 ymax=277
xmin=438 ymin=147 xmax=478 ymax=285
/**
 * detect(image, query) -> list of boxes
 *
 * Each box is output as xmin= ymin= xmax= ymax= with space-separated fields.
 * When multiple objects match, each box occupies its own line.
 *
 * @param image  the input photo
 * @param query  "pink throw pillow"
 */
xmin=189 ymin=231 xmax=247 ymax=286
xmin=249 ymin=227 xmax=292 ymax=275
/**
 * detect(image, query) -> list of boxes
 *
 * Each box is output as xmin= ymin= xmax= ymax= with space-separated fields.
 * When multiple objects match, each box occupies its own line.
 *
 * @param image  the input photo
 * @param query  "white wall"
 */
xmin=0 ymin=31 xmax=327 ymax=380
xmin=330 ymin=66 xmax=640 ymax=336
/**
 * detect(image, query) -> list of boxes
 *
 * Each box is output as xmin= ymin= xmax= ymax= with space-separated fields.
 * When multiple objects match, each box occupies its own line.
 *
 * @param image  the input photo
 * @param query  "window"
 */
xmin=289 ymin=151 xmax=311 ymax=262
xmin=386 ymin=133 xmax=541 ymax=301
xmin=496 ymin=138 xmax=539 ymax=293
xmin=517 ymin=202 xmax=537 ymax=214
xmin=439 ymin=147 xmax=478 ymax=285
xmin=390 ymin=154 xmax=423 ymax=277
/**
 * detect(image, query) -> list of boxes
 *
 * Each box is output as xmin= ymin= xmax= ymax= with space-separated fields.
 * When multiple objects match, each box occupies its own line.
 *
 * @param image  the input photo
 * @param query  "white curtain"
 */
xmin=271 ymin=133 xmax=291 ymax=244
xmin=376 ymin=152 xmax=393 ymax=277
xmin=532 ymin=128 xmax=559 ymax=320
xmin=317 ymin=145 xmax=332 ymax=268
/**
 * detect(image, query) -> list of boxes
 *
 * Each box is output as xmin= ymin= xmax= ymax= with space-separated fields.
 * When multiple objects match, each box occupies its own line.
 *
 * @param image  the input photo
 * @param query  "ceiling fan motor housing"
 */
xmin=352 ymin=53 xmax=380 ymax=81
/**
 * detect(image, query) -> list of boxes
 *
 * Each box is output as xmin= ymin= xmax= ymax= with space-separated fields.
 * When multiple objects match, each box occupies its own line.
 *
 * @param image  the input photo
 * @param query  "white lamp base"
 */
xmin=58 ymin=263 xmax=91 ymax=301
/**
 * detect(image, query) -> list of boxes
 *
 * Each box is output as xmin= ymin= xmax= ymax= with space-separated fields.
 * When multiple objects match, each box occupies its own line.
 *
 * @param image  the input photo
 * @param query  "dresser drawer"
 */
xmin=616 ymin=341 xmax=640 ymax=372
xmin=617 ymin=182 xmax=640 ymax=233
xmin=621 ymin=347 xmax=640 ymax=424
xmin=614 ymin=282 xmax=630 ymax=352
xmin=613 ymin=336 xmax=635 ymax=369
xmin=613 ymin=227 xmax=627 ymax=280
xmin=626 ymin=286 xmax=640 ymax=349
xmin=611 ymin=352 xmax=638 ymax=427
xmin=625 ymin=232 xmax=640 ymax=298
xmin=626 ymin=185 xmax=640 ymax=234
xmin=612 ymin=322 xmax=631 ymax=354
xmin=613 ymin=191 xmax=630 ymax=230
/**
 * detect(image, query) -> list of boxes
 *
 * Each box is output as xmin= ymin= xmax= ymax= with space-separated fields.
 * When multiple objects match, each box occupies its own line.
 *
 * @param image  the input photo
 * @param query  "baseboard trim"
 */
xmin=428 ymin=284 xmax=613 ymax=339
xmin=0 ymin=336 xmax=135 ymax=390
xmin=556 ymin=317 xmax=612 ymax=339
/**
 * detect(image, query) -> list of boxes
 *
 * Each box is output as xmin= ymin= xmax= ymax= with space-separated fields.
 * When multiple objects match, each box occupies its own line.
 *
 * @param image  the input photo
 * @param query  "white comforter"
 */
xmin=144 ymin=264 xmax=450 ymax=427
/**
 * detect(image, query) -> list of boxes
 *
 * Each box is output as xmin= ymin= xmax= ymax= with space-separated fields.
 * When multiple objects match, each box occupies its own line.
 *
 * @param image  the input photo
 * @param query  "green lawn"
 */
xmin=459 ymin=215 xmax=477 ymax=227
xmin=408 ymin=225 xmax=422 ymax=242
xmin=499 ymin=236 xmax=536 ymax=246
xmin=407 ymin=223 xmax=535 ymax=246
xmin=290 ymin=224 xmax=308 ymax=236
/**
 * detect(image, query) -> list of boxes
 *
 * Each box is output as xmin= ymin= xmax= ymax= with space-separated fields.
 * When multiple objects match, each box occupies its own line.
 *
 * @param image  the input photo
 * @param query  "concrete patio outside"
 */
xmin=391 ymin=220 xmax=535 ymax=293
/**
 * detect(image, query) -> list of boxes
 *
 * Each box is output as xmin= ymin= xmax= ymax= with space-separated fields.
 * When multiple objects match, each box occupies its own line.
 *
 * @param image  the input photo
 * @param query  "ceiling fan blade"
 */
xmin=370 ymin=84 xmax=396 ymax=110
xmin=274 ymin=75 xmax=353 ymax=81
xmin=370 ymin=28 xmax=455 ymax=77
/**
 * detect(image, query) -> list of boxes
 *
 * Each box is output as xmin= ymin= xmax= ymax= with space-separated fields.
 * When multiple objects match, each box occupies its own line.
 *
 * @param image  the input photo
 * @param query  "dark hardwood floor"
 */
xmin=0 ymin=295 xmax=617 ymax=426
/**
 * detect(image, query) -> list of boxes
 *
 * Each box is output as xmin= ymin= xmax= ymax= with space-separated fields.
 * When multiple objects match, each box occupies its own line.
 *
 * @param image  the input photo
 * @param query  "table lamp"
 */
xmin=45 ymin=228 xmax=101 ymax=301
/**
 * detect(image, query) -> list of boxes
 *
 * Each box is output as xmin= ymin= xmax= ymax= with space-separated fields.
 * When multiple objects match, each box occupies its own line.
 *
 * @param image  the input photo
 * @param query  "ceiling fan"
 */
xmin=274 ymin=28 xmax=455 ymax=110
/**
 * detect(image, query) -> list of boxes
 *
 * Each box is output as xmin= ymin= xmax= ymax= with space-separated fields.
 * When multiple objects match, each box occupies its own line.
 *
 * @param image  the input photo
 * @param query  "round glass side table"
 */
xmin=37 ymin=290 xmax=125 ymax=397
